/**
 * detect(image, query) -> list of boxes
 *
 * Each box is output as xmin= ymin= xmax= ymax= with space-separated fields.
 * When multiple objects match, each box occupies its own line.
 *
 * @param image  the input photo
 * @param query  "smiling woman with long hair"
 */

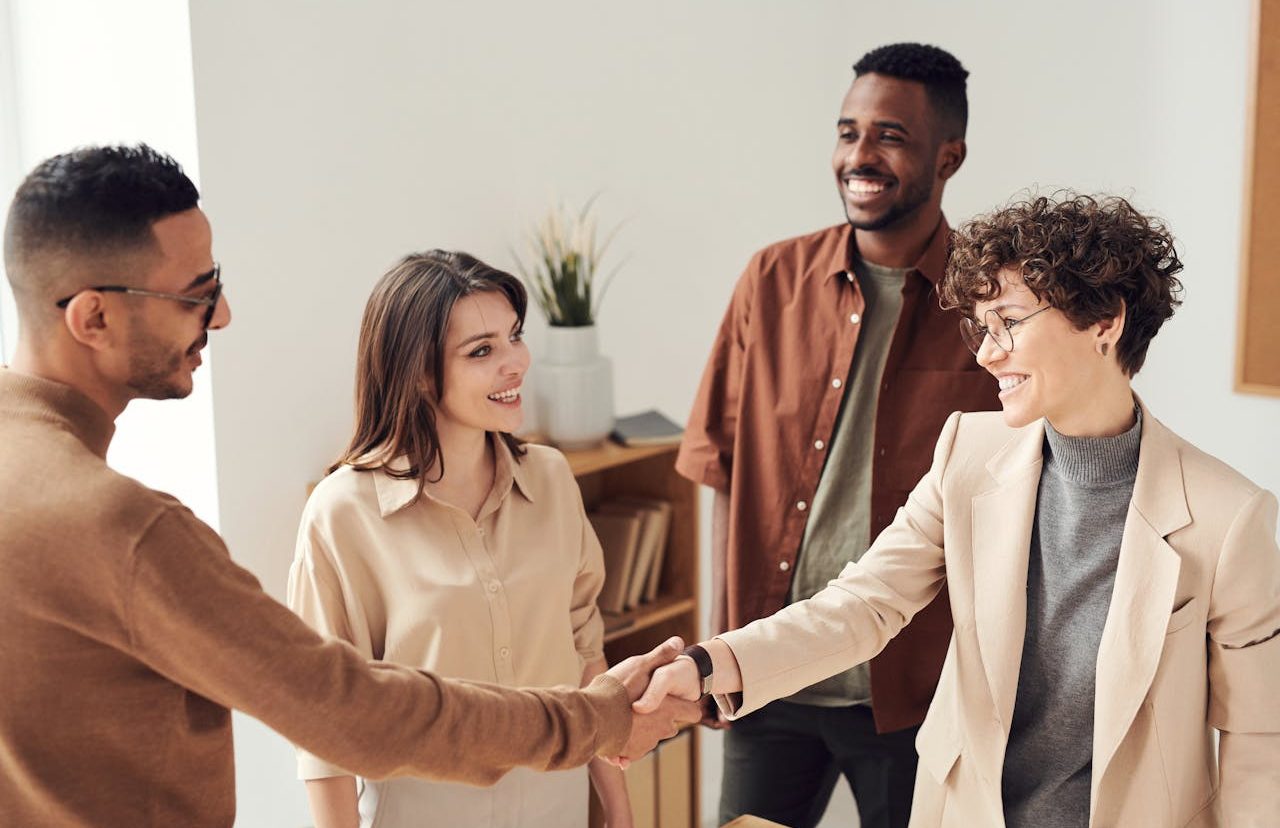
xmin=287 ymin=251 xmax=631 ymax=828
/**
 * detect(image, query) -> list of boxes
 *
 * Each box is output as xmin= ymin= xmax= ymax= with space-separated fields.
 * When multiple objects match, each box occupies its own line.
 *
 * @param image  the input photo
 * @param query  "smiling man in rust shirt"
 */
xmin=0 ymin=145 xmax=698 ymax=828
xmin=677 ymin=44 xmax=999 ymax=828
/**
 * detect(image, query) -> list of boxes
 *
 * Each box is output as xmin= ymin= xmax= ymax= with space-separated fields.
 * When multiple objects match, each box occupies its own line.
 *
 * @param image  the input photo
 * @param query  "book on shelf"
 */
xmin=598 ymin=497 xmax=672 ymax=609
xmin=611 ymin=409 xmax=684 ymax=447
xmin=588 ymin=511 xmax=643 ymax=614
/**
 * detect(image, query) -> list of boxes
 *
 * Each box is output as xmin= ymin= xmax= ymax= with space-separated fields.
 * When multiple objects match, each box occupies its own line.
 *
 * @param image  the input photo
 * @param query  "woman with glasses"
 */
xmin=636 ymin=194 xmax=1280 ymax=826
xmin=286 ymin=251 xmax=631 ymax=828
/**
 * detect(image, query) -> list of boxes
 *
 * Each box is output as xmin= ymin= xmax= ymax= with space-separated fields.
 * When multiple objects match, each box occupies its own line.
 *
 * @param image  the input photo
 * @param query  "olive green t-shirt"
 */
xmin=786 ymin=256 xmax=908 ymax=707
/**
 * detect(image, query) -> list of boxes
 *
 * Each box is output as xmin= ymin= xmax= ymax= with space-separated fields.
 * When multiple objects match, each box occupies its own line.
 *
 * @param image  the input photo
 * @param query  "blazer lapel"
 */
xmin=1090 ymin=406 xmax=1191 ymax=806
xmin=971 ymin=420 xmax=1045 ymax=730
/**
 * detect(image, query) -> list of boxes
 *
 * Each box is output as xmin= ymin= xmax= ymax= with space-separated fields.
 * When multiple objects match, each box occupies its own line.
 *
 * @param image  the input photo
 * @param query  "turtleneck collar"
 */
xmin=1043 ymin=407 xmax=1142 ymax=487
xmin=0 ymin=367 xmax=116 ymax=458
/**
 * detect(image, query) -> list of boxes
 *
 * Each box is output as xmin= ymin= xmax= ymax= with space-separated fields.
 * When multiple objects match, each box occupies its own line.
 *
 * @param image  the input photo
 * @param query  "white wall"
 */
xmin=2 ymin=0 xmax=220 ymax=526
xmin=185 ymin=2 xmax=1279 ymax=827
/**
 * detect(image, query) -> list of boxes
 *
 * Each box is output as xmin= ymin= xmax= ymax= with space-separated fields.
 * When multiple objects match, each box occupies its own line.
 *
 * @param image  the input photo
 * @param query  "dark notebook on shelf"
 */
xmin=611 ymin=409 xmax=683 ymax=447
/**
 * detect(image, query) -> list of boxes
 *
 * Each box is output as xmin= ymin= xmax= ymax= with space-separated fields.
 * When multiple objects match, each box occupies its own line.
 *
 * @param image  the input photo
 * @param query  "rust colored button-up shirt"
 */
xmin=676 ymin=218 xmax=1000 ymax=732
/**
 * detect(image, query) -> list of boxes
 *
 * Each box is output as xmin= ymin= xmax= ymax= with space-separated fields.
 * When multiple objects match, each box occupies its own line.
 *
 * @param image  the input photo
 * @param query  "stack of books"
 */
xmin=587 ymin=496 xmax=673 ymax=615
xmin=610 ymin=410 xmax=683 ymax=447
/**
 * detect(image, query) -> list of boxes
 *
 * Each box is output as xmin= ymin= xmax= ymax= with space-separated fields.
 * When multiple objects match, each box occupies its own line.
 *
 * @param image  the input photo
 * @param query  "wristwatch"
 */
xmin=681 ymin=644 xmax=714 ymax=695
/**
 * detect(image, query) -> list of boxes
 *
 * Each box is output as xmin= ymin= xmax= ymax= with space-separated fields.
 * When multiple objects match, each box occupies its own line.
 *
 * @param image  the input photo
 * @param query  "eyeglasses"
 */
xmin=55 ymin=264 xmax=223 ymax=329
xmin=959 ymin=305 xmax=1050 ymax=355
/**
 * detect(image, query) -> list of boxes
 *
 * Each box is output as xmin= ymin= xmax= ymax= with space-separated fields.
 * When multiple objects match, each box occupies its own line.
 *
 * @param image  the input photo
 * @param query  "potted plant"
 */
xmin=515 ymin=197 xmax=625 ymax=449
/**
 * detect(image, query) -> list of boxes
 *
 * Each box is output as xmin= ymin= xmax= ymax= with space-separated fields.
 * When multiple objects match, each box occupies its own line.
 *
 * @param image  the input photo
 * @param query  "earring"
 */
xmin=1100 ymin=343 xmax=1110 ymax=357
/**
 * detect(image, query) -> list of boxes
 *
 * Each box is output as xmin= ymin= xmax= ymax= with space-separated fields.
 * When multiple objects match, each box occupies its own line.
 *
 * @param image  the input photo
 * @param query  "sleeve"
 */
xmin=124 ymin=505 xmax=632 ymax=785
xmin=1206 ymin=487 xmax=1280 ymax=822
xmin=569 ymin=478 xmax=606 ymax=666
xmin=285 ymin=506 xmax=372 ymax=779
xmin=673 ymin=255 xmax=757 ymax=492
xmin=714 ymin=411 xmax=959 ymax=718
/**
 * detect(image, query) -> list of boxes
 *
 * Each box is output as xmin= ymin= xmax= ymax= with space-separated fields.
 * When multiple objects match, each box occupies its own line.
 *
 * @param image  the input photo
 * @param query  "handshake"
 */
xmin=600 ymin=636 xmax=717 ymax=768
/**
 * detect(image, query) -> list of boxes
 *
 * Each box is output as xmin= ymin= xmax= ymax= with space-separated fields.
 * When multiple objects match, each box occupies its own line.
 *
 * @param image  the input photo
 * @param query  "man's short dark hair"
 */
xmin=853 ymin=43 xmax=969 ymax=140
xmin=3 ymin=144 xmax=199 ymax=313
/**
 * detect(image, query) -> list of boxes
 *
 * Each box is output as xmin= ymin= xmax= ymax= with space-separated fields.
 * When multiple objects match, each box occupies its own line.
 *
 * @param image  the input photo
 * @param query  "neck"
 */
xmin=853 ymin=201 xmax=942 ymax=269
xmin=10 ymin=339 xmax=129 ymax=421
xmin=429 ymin=417 xmax=492 ymax=483
xmin=1046 ymin=379 xmax=1136 ymax=438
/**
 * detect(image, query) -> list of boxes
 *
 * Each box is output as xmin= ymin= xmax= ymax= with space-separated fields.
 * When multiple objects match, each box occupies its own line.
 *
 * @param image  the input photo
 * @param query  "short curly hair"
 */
xmin=854 ymin=43 xmax=969 ymax=139
xmin=940 ymin=193 xmax=1184 ymax=376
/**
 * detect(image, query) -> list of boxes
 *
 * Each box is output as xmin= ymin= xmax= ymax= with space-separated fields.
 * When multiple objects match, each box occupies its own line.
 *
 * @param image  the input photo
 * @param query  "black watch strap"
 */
xmin=681 ymin=644 xmax=714 ymax=695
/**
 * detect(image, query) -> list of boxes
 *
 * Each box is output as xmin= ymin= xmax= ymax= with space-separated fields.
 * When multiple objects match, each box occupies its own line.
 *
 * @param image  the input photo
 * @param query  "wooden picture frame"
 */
xmin=1237 ymin=0 xmax=1280 ymax=396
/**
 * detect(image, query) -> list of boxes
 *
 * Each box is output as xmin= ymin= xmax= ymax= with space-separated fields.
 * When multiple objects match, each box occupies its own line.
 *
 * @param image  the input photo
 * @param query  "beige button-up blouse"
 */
xmin=288 ymin=438 xmax=606 ymax=791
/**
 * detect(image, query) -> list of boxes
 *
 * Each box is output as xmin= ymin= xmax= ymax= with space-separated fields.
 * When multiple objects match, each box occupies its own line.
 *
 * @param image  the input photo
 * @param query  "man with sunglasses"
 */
xmin=52 ymin=261 xmax=223 ymax=397
xmin=0 ymin=145 xmax=698 ymax=828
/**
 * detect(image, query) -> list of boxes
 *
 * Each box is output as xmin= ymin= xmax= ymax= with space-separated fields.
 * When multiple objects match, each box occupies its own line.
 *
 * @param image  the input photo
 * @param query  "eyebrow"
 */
xmin=456 ymin=331 xmax=498 ymax=349
xmin=979 ymin=303 xmax=1030 ymax=318
xmin=184 ymin=266 xmax=219 ymax=291
xmin=836 ymin=118 xmax=911 ymax=135
xmin=454 ymin=320 xmax=523 ymax=350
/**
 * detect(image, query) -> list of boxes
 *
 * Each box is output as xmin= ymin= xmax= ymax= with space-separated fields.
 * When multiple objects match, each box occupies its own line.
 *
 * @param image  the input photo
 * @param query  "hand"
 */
xmin=600 ymin=637 xmax=700 ymax=768
xmin=698 ymin=693 xmax=731 ymax=730
xmin=631 ymin=658 xmax=701 ymax=714
xmin=613 ymin=693 xmax=701 ymax=768
xmin=604 ymin=636 xmax=684 ymax=702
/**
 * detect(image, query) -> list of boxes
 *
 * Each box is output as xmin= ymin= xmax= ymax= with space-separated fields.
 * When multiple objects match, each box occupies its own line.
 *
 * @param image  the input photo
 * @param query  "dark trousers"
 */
xmin=719 ymin=700 xmax=919 ymax=828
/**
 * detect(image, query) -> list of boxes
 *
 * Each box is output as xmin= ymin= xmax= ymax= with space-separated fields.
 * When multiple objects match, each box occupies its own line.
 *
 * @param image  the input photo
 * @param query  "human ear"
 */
xmin=937 ymin=138 xmax=967 ymax=182
xmin=62 ymin=293 xmax=116 ymax=352
xmin=1094 ymin=301 xmax=1127 ymax=356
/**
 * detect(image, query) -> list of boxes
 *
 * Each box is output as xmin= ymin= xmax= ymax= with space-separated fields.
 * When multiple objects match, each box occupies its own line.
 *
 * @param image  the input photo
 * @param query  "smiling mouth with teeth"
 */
xmin=487 ymin=385 xmax=522 ymax=403
xmin=844 ymin=178 xmax=891 ymax=195
xmin=998 ymin=375 xmax=1028 ymax=392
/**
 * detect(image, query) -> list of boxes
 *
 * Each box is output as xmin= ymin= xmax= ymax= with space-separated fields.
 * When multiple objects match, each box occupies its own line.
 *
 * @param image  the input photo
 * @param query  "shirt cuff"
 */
xmin=297 ymin=749 xmax=354 ymax=781
xmin=582 ymin=673 xmax=632 ymax=756
xmin=673 ymin=450 xmax=729 ymax=492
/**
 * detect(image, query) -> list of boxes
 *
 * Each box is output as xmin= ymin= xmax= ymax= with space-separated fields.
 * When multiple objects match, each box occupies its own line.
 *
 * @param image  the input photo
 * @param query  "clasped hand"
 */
xmin=600 ymin=637 xmax=706 ymax=768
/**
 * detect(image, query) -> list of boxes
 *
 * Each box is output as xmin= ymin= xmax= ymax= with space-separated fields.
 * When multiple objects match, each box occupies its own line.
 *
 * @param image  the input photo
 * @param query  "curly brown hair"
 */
xmin=940 ymin=193 xmax=1184 ymax=376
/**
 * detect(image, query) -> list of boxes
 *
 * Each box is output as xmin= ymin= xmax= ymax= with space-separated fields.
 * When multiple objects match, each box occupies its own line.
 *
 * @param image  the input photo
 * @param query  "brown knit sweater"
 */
xmin=0 ymin=368 xmax=630 ymax=827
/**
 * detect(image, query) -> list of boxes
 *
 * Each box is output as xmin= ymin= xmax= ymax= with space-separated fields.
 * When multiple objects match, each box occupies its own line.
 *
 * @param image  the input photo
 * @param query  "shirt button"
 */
xmin=499 ymin=647 xmax=510 ymax=658
xmin=814 ymin=439 xmax=825 ymax=450
xmin=779 ymin=560 xmax=790 ymax=572
xmin=832 ymin=378 xmax=842 ymax=389
xmin=845 ymin=271 xmax=854 ymax=282
xmin=850 ymin=313 xmax=861 ymax=325
xmin=796 ymin=500 xmax=807 ymax=511
xmin=487 ymin=582 xmax=500 ymax=593
xmin=477 ymin=527 xmax=485 ymax=536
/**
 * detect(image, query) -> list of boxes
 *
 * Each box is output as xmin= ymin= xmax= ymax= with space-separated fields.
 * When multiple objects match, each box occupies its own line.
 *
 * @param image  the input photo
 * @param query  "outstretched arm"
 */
xmin=127 ymin=507 xmax=688 ymax=786
xmin=639 ymin=412 xmax=963 ymax=720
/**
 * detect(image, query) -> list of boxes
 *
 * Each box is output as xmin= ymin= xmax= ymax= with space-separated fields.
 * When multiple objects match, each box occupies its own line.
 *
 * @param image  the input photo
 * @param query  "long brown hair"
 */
xmin=331 ymin=250 xmax=528 ymax=497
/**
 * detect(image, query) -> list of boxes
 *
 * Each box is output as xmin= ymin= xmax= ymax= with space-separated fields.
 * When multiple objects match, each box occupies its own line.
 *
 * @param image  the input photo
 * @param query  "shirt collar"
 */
xmin=0 ymin=367 xmax=116 ymax=459
xmin=372 ymin=433 xmax=535 ymax=518
xmin=824 ymin=215 xmax=952 ymax=286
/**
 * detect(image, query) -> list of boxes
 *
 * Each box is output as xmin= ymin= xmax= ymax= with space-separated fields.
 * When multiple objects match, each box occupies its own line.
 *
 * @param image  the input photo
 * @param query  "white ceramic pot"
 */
xmin=532 ymin=325 xmax=615 ymax=450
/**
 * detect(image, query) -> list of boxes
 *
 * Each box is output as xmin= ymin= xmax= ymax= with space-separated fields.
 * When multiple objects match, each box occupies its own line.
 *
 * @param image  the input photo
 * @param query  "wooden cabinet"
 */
xmin=564 ymin=442 xmax=699 ymax=828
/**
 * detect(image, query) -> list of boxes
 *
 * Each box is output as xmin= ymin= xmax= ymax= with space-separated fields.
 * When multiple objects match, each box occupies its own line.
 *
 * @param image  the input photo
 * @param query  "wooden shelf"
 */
xmin=603 ymin=595 xmax=697 ymax=643
xmin=562 ymin=439 xmax=683 ymax=477
xmin=555 ymin=440 xmax=700 ymax=828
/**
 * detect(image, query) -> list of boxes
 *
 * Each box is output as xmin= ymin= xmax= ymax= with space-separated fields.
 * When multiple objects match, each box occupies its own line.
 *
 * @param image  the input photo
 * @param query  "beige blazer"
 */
xmin=717 ymin=405 xmax=1280 ymax=827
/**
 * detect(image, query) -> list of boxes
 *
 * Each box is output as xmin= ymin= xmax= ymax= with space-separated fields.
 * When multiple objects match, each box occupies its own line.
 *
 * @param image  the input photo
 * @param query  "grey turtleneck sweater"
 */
xmin=1002 ymin=410 xmax=1143 ymax=828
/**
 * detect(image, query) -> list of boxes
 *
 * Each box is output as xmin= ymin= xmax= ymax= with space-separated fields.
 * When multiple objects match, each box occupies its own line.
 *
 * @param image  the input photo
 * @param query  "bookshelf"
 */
xmin=562 ymin=442 xmax=700 ymax=828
